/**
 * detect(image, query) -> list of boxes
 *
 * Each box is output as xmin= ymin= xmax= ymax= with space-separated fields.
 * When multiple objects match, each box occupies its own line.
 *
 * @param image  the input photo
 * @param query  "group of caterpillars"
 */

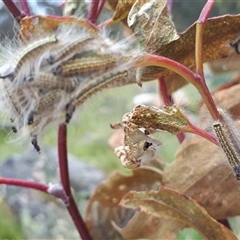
xmin=0 ymin=22 xmax=137 ymax=152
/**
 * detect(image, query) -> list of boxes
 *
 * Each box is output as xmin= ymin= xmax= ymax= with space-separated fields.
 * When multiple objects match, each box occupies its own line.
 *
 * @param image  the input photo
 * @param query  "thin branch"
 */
xmin=87 ymin=0 xmax=106 ymax=24
xmin=87 ymin=0 xmax=99 ymax=24
xmin=19 ymin=0 xmax=31 ymax=16
xmin=158 ymin=77 xmax=173 ymax=106
xmin=2 ymin=0 xmax=25 ymax=24
xmin=195 ymin=0 xmax=215 ymax=76
xmin=158 ymin=77 xmax=185 ymax=143
xmin=96 ymin=0 xmax=106 ymax=19
xmin=0 ymin=178 xmax=48 ymax=193
xmin=136 ymin=53 xmax=220 ymax=120
xmin=187 ymin=121 xmax=218 ymax=145
xmin=58 ymin=124 xmax=92 ymax=240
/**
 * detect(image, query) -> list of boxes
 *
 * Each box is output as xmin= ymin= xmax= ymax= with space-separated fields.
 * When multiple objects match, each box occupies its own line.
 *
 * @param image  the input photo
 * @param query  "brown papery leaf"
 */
xmin=139 ymin=14 xmax=240 ymax=94
xmin=19 ymin=15 xmax=97 ymax=41
xmin=163 ymin=84 xmax=240 ymax=220
xmin=120 ymin=187 xmax=237 ymax=240
xmin=128 ymin=0 xmax=178 ymax=49
xmin=124 ymin=104 xmax=189 ymax=134
xmin=113 ymin=210 xmax=184 ymax=239
xmin=109 ymin=0 xmax=136 ymax=22
xmin=85 ymin=167 xmax=162 ymax=239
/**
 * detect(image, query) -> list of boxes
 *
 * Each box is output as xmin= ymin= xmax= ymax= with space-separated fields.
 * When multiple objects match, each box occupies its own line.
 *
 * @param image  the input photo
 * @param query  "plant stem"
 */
xmin=58 ymin=124 xmax=92 ymax=240
xmin=2 ymin=0 xmax=25 ymax=24
xmin=0 ymin=178 xmax=48 ymax=193
xmin=194 ymin=0 xmax=219 ymax=120
xmin=136 ymin=53 xmax=220 ymax=120
xmin=19 ymin=0 xmax=31 ymax=16
xmin=87 ymin=0 xmax=105 ymax=24
xmin=195 ymin=0 xmax=215 ymax=76
xmin=96 ymin=0 xmax=106 ymax=19
xmin=158 ymin=77 xmax=173 ymax=106
xmin=158 ymin=77 xmax=185 ymax=143
xmin=187 ymin=121 xmax=218 ymax=145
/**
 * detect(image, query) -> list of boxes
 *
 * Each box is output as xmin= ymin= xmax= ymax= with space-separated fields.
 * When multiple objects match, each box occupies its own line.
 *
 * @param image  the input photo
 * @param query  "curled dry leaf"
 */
xmin=124 ymin=104 xmax=189 ymax=134
xmin=85 ymin=167 xmax=162 ymax=240
xmin=135 ymin=13 xmax=240 ymax=94
xmin=19 ymin=15 xmax=97 ymax=41
xmin=163 ymin=84 xmax=240 ymax=220
xmin=128 ymin=0 xmax=179 ymax=49
xmin=120 ymin=187 xmax=237 ymax=240
xmin=113 ymin=210 xmax=183 ymax=240
xmin=114 ymin=121 xmax=161 ymax=169
xmin=114 ymin=104 xmax=190 ymax=169
xmin=109 ymin=0 xmax=136 ymax=22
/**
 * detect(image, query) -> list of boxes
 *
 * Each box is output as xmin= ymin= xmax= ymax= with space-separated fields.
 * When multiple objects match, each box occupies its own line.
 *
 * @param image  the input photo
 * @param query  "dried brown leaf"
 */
xmin=128 ymin=0 xmax=178 ymax=49
xmin=113 ymin=210 xmax=183 ymax=240
xmin=124 ymin=104 xmax=189 ymax=134
xmin=110 ymin=0 xmax=136 ymax=22
xmin=114 ymin=104 xmax=191 ymax=169
xmin=120 ymin=187 xmax=237 ymax=240
xmin=163 ymin=84 xmax=240 ymax=220
xmin=115 ymin=120 xmax=161 ymax=169
xmin=85 ymin=167 xmax=162 ymax=239
xmin=19 ymin=15 xmax=97 ymax=41
xmin=139 ymin=14 xmax=240 ymax=94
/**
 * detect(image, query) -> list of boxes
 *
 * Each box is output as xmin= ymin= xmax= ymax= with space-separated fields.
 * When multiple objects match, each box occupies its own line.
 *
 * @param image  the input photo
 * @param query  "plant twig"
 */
xmin=2 ymin=0 xmax=25 ymax=24
xmin=194 ymin=0 xmax=219 ymax=120
xmin=136 ymin=53 xmax=219 ymax=120
xmin=58 ymin=124 xmax=92 ymax=240
xmin=0 ymin=178 xmax=48 ymax=193
xmin=195 ymin=0 xmax=215 ymax=76
xmin=19 ymin=0 xmax=31 ymax=16
xmin=158 ymin=77 xmax=185 ymax=143
xmin=96 ymin=0 xmax=106 ymax=19
xmin=187 ymin=121 xmax=218 ymax=145
xmin=87 ymin=0 xmax=106 ymax=24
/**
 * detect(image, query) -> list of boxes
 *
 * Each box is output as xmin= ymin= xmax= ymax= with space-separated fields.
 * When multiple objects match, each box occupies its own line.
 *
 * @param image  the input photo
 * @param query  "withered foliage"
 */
xmin=108 ymin=0 xmax=240 ymax=94
xmin=2 ymin=0 xmax=240 ymax=239
xmin=85 ymin=1 xmax=240 ymax=239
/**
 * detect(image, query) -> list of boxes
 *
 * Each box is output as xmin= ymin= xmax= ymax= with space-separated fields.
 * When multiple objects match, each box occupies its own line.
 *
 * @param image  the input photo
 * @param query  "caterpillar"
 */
xmin=0 ymin=20 xmax=138 ymax=151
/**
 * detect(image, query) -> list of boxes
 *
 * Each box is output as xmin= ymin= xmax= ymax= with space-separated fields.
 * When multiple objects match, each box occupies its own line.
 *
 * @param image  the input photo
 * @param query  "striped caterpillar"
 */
xmin=0 ymin=20 xmax=138 ymax=151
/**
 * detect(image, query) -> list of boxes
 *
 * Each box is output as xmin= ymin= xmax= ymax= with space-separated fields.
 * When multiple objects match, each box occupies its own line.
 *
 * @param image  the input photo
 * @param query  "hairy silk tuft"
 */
xmin=0 ymin=21 xmax=138 ymax=151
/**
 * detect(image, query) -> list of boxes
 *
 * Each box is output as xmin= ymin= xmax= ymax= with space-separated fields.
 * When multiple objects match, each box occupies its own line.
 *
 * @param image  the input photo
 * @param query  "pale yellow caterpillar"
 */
xmin=0 ymin=20 xmax=138 ymax=151
xmin=52 ymin=54 xmax=117 ymax=76
xmin=27 ymin=90 xmax=63 ymax=125
xmin=47 ymin=36 xmax=93 ymax=64
xmin=213 ymin=109 xmax=240 ymax=180
xmin=28 ymin=72 xmax=78 ymax=92
xmin=0 ymin=35 xmax=58 ymax=81
xmin=64 ymin=69 xmax=131 ymax=123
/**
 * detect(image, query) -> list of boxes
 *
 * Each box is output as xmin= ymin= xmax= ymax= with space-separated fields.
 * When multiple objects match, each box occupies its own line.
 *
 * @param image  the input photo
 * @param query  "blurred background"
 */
xmin=0 ymin=0 xmax=239 ymax=239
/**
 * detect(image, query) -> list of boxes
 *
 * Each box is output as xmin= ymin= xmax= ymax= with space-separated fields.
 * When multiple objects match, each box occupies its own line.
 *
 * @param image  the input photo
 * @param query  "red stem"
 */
xmin=96 ymin=0 xmax=106 ymax=18
xmin=2 ymin=0 xmax=25 ymax=24
xmin=19 ymin=0 xmax=31 ymax=16
xmin=137 ymin=53 xmax=220 ymax=120
xmin=158 ymin=77 xmax=185 ymax=143
xmin=0 ymin=178 xmax=48 ymax=193
xmin=198 ymin=0 xmax=215 ymax=23
xmin=158 ymin=77 xmax=172 ymax=106
xmin=87 ymin=0 xmax=99 ymax=24
xmin=188 ymin=121 xmax=218 ymax=145
xmin=87 ymin=0 xmax=106 ymax=24
xmin=58 ymin=124 xmax=92 ymax=240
